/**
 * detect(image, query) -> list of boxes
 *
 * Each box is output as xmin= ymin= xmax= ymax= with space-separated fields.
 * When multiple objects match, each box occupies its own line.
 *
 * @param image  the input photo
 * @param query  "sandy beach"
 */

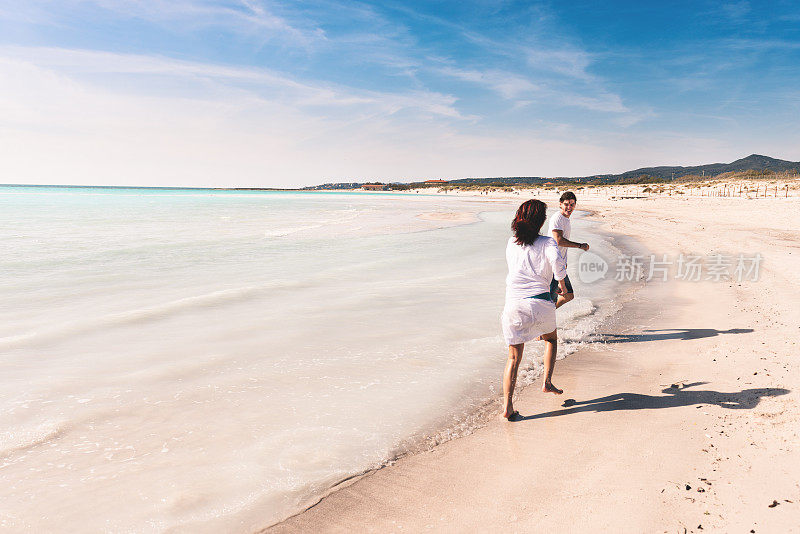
xmin=266 ymin=193 xmax=800 ymax=533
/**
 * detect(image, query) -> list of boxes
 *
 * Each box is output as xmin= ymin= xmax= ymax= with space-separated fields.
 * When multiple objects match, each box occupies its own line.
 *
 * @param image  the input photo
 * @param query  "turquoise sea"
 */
xmin=0 ymin=186 xmax=622 ymax=531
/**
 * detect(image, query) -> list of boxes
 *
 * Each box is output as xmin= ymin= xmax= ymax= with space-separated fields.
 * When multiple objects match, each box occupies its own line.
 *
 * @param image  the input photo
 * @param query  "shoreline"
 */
xmin=266 ymin=202 xmax=641 ymax=527
xmin=261 ymin=199 xmax=652 ymax=530
xmin=264 ymin=192 xmax=800 ymax=533
xmin=258 ymin=201 xmax=643 ymax=532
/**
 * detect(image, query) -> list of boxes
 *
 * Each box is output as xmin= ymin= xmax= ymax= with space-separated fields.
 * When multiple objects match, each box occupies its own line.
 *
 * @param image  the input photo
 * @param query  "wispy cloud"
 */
xmin=0 ymin=45 xmax=476 ymax=186
xmin=0 ymin=0 xmax=326 ymax=48
xmin=437 ymin=66 xmax=540 ymax=99
xmin=525 ymin=48 xmax=593 ymax=80
xmin=435 ymin=63 xmax=639 ymax=117
xmin=561 ymin=92 xmax=628 ymax=113
xmin=722 ymin=37 xmax=800 ymax=51
xmin=718 ymin=1 xmax=751 ymax=23
xmin=426 ymin=9 xmax=637 ymax=119
xmin=0 ymin=45 xmax=462 ymax=117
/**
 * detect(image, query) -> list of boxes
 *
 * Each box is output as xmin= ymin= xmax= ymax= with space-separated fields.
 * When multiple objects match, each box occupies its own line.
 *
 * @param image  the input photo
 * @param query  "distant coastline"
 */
xmin=3 ymin=154 xmax=799 ymax=193
xmin=0 ymin=183 xmax=291 ymax=192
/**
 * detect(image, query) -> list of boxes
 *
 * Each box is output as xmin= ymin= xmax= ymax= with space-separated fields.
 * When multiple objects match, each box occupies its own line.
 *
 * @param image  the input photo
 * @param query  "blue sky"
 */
xmin=1 ymin=1 xmax=799 ymax=187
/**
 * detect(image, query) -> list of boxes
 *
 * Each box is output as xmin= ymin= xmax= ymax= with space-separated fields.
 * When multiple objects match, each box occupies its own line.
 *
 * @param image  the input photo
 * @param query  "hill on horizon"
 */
xmin=590 ymin=154 xmax=800 ymax=183
xmin=444 ymin=154 xmax=800 ymax=187
xmin=307 ymin=154 xmax=800 ymax=189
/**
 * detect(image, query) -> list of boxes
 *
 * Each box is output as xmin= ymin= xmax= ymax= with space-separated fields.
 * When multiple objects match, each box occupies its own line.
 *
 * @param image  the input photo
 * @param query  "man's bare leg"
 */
xmin=502 ymin=343 xmax=524 ymax=418
xmin=540 ymin=330 xmax=563 ymax=394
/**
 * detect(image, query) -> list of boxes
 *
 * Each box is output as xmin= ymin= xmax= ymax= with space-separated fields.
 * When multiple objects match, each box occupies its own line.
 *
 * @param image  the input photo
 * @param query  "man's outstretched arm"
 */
xmin=552 ymin=229 xmax=589 ymax=251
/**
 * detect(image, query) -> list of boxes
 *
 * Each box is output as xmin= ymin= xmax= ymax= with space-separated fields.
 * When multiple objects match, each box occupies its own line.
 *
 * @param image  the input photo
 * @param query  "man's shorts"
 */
xmin=549 ymin=275 xmax=574 ymax=303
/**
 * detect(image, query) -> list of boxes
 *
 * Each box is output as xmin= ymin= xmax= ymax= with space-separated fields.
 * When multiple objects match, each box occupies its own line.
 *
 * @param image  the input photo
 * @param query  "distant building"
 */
xmin=362 ymin=184 xmax=387 ymax=190
xmin=424 ymin=179 xmax=448 ymax=184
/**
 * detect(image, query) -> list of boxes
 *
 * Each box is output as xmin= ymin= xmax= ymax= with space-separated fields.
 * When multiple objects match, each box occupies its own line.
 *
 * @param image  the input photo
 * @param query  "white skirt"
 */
xmin=501 ymin=297 xmax=557 ymax=345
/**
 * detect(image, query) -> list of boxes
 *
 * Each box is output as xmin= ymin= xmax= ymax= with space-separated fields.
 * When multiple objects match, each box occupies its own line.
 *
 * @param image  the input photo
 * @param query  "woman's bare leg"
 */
xmin=540 ymin=330 xmax=563 ymax=394
xmin=502 ymin=343 xmax=524 ymax=418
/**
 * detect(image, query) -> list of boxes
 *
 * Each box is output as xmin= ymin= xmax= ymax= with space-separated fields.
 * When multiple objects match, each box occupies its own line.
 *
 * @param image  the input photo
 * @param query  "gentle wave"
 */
xmin=263 ymin=224 xmax=326 ymax=238
xmin=0 ymin=281 xmax=303 ymax=350
xmin=0 ymin=419 xmax=70 ymax=457
xmin=262 ymin=209 xmax=362 ymax=237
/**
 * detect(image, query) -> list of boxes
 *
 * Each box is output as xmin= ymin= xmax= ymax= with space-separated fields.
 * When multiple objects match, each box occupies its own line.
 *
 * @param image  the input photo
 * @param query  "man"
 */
xmin=548 ymin=191 xmax=589 ymax=308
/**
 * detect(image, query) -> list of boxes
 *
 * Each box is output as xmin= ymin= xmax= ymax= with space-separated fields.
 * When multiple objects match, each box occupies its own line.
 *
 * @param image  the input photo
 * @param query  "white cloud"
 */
xmin=526 ymin=48 xmax=593 ymax=80
xmin=718 ymin=1 xmax=751 ymax=23
xmin=0 ymin=47 xmax=615 ymax=187
xmin=436 ymin=63 xmax=640 ymax=119
xmin=0 ymin=46 xmax=463 ymax=115
xmin=437 ymin=66 xmax=540 ymax=100
xmin=561 ymin=92 xmax=628 ymax=113
xmin=0 ymin=0 xmax=325 ymax=47
xmin=0 ymin=46 xmax=475 ymax=187
xmin=439 ymin=27 xmax=637 ymax=118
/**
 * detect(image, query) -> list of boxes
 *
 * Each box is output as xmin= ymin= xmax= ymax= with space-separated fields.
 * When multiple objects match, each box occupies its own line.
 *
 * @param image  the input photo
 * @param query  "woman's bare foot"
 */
xmin=542 ymin=381 xmax=563 ymax=395
xmin=502 ymin=406 xmax=519 ymax=419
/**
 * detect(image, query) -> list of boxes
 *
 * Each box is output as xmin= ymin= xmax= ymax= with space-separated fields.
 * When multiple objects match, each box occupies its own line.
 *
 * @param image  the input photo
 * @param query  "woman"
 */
xmin=501 ymin=199 xmax=568 ymax=420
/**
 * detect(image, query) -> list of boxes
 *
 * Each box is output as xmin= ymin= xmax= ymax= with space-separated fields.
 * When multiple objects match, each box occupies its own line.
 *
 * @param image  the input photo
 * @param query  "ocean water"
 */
xmin=0 ymin=186 xmax=624 ymax=531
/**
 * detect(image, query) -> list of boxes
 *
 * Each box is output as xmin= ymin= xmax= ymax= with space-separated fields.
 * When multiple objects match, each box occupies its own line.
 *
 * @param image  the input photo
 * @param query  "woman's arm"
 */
xmin=557 ymin=278 xmax=568 ymax=295
xmin=545 ymin=237 xmax=568 ymax=281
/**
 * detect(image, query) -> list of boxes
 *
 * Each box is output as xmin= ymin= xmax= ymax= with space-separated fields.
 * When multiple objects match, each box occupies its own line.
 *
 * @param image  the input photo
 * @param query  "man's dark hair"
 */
xmin=511 ymin=199 xmax=547 ymax=246
xmin=559 ymin=191 xmax=577 ymax=203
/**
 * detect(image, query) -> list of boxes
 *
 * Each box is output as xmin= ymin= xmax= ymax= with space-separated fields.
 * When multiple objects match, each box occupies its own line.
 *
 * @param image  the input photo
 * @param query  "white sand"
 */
xmin=265 ymin=192 xmax=800 ymax=533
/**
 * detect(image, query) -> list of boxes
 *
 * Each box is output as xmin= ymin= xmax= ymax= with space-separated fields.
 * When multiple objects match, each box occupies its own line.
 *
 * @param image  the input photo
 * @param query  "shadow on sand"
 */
xmin=516 ymin=382 xmax=789 ymax=421
xmin=596 ymin=328 xmax=753 ymax=343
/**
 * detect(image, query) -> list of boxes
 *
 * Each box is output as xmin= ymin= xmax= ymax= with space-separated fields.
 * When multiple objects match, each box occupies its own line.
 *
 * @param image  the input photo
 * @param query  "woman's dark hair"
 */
xmin=511 ymin=199 xmax=547 ymax=246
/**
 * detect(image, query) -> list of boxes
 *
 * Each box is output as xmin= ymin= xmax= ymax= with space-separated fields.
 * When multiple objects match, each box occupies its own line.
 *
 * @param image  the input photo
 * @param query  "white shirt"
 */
xmin=505 ymin=236 xmax=567 ymax=300
xmin=548 ymin=211 xmax=572 ymax=264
